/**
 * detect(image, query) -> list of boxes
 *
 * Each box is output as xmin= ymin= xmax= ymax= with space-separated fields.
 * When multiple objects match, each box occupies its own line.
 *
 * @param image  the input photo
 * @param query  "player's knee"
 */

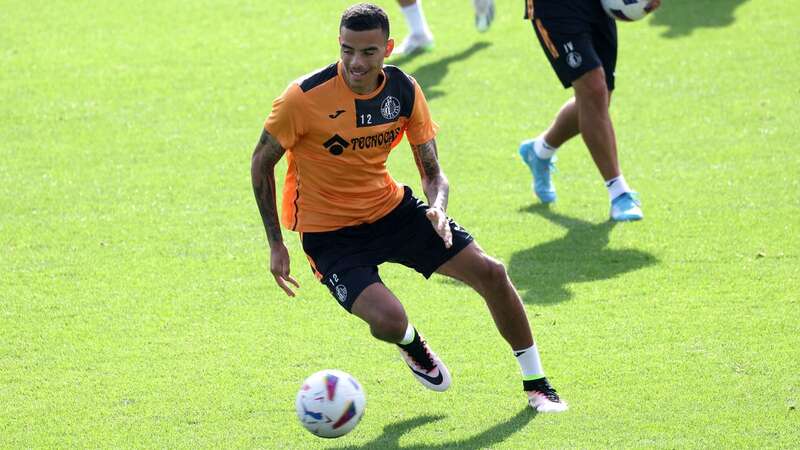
xmin=367 ymin=310 xmax=407 ymax=343
xmin=480 ymin=256 xmax=509 ymax=290
xmin=575 ymin=70 xmax=609 ymax=103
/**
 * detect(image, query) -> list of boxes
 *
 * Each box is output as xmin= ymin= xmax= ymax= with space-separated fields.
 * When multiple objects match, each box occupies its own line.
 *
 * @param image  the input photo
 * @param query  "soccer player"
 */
xmin=251 ymin=3 xmax=566 ymax=412
xmin=518 ymin=0 xmax=661 ymax=221
xmin=393 ymin=0 xmax=495 ymax=55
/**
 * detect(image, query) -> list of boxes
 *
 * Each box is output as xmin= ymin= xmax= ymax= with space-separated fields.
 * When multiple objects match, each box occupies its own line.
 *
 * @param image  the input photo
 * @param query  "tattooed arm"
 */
xmin=412 ymin=138 xmax=449 ymax=210
xmin=412 ymin=138 xmax=452 ymax=248
xmin=251 ymin=129 xmax=299 ymax=296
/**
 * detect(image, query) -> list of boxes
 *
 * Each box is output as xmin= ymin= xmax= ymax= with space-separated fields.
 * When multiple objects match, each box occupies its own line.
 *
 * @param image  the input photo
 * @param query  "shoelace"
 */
xmin=529 ymin=153 xmax=558 ymax=175
xmin=404 ymin=339 xmax=436 ymax=372
xmin=531 ymin=379 xmax=560 ymax=402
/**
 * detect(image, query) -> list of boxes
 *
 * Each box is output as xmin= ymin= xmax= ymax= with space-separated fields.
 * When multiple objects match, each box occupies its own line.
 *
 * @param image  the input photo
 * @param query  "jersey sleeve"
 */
xmin=404 ymin=79 xmax=439 ymax=146
xmin=264 ymin=83 xmax=306 ymax=150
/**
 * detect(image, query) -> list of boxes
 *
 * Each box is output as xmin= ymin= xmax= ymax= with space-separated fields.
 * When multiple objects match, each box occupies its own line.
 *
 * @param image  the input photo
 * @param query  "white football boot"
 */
xmin=397 ymin=335 xmax=451 ymax=392
xmin=526 ymin=377 xmax=568 ymax=413
xmin=394 ymin=32 xmax=434 ymax=55
xmin=473 ymin=0 xmax=495 ymax=32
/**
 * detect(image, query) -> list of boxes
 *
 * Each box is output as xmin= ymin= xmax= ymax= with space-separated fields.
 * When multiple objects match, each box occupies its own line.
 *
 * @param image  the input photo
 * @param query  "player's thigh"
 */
xmin=591 ymin=17 xmax=618 ymax=91
xmin=572 ymin=66 xmax=610 ymax=101
xmin=530 ymin=16 xmax=603 ymax=89
xmin=317 ymin=265 xmax=380 ymax=312
xmin=435 ymin=241 xmax=506 ymax=291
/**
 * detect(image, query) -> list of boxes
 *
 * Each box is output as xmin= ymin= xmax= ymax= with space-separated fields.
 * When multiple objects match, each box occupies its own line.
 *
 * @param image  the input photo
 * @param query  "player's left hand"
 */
xmin=426 ymin=206 xmax=453 ymax=249
xmin=270 ymin=243 xmax=300 ymax=297
xmin=645 ymin=0 xmax=661 ymax=13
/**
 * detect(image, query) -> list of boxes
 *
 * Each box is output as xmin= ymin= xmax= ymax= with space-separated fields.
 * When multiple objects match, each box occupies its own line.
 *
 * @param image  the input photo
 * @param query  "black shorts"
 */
xmin=530 ymin=1 xmax=617 ymax=90
xmin=301 ymin=186 xmax=473 ymax=312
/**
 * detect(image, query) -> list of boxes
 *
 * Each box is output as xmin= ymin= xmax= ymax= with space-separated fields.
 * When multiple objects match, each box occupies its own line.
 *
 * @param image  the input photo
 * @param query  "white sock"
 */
xmin=605 ymin=175 xmax=631 ymax=201
xmin=401 ymin=1 xmax=432 ymax=38
xmin=399 ymin=323 xmax=415 ymax=345
xmin=514 ymin=344 xmax=544 ymax=381
xmin=534 ymin=137 xmax=557 ymax=160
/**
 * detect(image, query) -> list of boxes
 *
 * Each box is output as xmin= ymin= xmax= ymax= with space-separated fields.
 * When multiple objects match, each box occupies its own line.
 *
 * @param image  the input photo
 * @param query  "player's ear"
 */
xmin=385 ymin=38 xmax=394 ymax=57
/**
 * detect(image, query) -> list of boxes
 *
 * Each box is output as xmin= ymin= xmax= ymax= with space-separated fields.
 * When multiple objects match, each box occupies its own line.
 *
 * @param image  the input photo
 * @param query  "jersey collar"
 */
xmin=337 ymin=60 xmax=387 ymax=99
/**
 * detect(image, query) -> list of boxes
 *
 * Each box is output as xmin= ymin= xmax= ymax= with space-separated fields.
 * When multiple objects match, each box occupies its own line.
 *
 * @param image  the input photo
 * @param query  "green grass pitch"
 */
xmin=2 ymin=0 xmax=798 ymax=448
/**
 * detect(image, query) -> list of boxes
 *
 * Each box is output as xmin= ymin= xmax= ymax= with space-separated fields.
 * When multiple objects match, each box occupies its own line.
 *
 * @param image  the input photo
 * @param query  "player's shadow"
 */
xmin=389 ymin=42 xmax=492 ymax=101
xmin=329 ymin=407 xmax=535 ymax=450
xmin=649 ymin=0 xmax=750 ymax=38
xmin=508 ymin=204 xmax=657 ymax=305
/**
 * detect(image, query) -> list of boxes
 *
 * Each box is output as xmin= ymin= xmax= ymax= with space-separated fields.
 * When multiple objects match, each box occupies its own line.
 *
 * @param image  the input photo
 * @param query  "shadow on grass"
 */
xmin=508 ymin=204 xmax=657 ymax=305
xmin=388 ymin=42 xmax=492 ymax=101
xmin=329 ymin=407 xmax=535 ymax=449
xmin=649 ymin=0 xmax=750 ymax=38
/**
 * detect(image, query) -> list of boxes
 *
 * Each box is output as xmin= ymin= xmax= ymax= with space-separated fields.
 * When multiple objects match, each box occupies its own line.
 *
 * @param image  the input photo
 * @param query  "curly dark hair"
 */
xmin=340 ymin=3 xmax=390 ymax=40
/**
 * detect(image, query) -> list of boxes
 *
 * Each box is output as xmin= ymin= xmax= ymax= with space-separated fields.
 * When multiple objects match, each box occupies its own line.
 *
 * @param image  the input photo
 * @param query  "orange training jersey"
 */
xmin=264 ymin=61 xmax=438 ymax=232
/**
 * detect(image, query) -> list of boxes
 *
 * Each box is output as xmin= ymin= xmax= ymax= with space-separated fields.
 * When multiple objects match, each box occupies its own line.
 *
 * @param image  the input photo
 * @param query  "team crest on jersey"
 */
xmin=380 ymin=96 xmax=401 ymax=120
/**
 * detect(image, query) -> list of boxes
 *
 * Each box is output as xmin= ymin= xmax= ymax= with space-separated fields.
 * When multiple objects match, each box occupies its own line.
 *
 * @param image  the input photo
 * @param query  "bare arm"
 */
xmin=251 ymin=129 xmax=299 ymax=296
xmin=411 ymin=138 xmax=452 ymax=248
xmin=251 ymin=129 xmax=285 ymax=245
xmin=411 ymin=138 xmax=449 ymax=211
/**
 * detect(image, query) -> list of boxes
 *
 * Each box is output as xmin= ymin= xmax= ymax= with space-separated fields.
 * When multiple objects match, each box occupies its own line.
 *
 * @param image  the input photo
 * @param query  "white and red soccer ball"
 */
xmin=601 ymin=0 xmax=652 ymax=21
xmin=295 ymin=369 xmax=366 ymax=438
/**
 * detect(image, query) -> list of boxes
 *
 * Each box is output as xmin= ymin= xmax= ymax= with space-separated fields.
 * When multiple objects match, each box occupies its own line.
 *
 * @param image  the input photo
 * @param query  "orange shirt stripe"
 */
xmin=535 ymin=18 xmax=559 ymax=59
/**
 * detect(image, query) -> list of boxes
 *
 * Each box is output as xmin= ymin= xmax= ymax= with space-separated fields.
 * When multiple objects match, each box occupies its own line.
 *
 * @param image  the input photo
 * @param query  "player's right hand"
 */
xmin=425 ymin=206 xmax=453 ymax=249
xmin=270 ymin=243 xmax=300 ymax=297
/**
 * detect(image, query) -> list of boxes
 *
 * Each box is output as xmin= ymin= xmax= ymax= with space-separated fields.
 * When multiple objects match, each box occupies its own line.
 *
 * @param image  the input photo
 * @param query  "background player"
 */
xmin=251 ymin=3 xmax=566 ymax=412
xmin=393 ymin=0 xmax=495 ymax=55
xmin=518 ymin=0 xmax=661 ymax=221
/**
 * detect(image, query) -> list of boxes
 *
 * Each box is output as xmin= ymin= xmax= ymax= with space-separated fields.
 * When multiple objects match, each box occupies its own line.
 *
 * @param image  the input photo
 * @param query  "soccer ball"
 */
xmin=295 ymin=369 xmax=366 ymax=438
xmin=601 ymin=0 xmax=651 ymax=21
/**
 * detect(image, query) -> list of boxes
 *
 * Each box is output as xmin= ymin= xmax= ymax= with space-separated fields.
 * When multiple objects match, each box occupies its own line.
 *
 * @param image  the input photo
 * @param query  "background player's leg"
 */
xmin=542 ymin=85 xmax=614 ymax=149
xmin=572 ymin=66 xmax=619 ymax=181
xmin=395 ymin=0 xmax=434 ymax=55
xmin=573 ymin=68 xmax=641 ymax=220
xmin=543 ymin=97 xmax=580 ymax=149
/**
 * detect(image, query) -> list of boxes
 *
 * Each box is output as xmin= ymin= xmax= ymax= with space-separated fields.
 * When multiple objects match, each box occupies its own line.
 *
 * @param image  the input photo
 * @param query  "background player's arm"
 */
xmin=412 ymin=138 xmax=453 ymax=248
xmin=251 ymin=129 xmax=299 ymax=296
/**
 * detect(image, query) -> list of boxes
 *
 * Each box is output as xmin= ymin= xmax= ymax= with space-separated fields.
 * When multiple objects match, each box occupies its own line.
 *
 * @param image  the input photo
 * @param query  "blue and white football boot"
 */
xmin=610 ymin=192 xmax=643 ymax=221
xmin=519 ymin=138 xmax=556 ymax=203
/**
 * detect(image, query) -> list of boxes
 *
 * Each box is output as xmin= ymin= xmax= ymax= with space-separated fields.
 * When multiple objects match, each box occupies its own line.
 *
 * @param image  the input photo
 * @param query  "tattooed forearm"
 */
xmin=251 ymin=129 xmax=286 ymax=245
xmin=412 ymin=139 xmax=449 ymax=211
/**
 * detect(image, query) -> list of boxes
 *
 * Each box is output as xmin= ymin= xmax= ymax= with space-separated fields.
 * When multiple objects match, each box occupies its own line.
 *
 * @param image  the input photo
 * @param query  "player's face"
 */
xmin=339 ymin=27 xmax=394 ymax=94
